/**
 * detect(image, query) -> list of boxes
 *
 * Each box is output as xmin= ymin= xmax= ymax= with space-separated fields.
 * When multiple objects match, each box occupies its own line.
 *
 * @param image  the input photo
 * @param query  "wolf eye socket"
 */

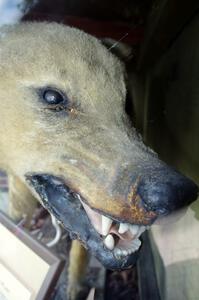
xmin=43 ymin=89 xmax=65 ymax=105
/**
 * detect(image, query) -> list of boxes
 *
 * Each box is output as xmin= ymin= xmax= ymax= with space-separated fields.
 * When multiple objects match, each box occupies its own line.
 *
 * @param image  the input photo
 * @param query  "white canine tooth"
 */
xmin=104 ymin=234 xmax=115 ymax=250
xmin=102 ymin=215 xmax=113 ymax=236
xmin=118 ymin=223 xmax=129 ymax=234
xmin=129 ymin=225 xmax=139 ymax=235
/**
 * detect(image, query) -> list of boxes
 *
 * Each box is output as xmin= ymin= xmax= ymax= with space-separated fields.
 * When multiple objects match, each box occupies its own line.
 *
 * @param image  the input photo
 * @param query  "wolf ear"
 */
xmin=102 ymin=38 xmax=134 ymax=62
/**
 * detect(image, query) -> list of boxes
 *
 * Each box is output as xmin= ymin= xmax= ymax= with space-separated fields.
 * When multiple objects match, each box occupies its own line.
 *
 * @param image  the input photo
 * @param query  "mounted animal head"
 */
xmin=0 ymin=22 xmax=198 ymax=269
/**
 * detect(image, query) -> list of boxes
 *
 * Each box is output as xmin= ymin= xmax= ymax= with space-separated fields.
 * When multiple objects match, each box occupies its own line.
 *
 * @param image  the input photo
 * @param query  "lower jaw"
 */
xmin=45 ymin=196 xmax=140 ymax=269
xmin=26 ymin=174 xmax=143 ymax=269
xmin=45 ymin=192 xmax=140 ymax=269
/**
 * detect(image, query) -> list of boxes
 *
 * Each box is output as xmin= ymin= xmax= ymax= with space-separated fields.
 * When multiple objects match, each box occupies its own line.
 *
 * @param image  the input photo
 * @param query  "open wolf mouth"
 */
xmin=25 ymin=174 xmax=146 ymax=269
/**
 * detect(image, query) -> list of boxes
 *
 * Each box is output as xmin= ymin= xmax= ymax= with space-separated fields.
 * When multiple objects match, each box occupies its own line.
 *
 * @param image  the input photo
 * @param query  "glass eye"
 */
xmin=43 ymin=89 xmax=65 ymax=105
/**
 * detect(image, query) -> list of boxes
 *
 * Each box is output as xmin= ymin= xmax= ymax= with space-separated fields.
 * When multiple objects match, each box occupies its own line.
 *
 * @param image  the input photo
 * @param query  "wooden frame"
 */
xmin=0 ymin=210 xmax=64 ymax=300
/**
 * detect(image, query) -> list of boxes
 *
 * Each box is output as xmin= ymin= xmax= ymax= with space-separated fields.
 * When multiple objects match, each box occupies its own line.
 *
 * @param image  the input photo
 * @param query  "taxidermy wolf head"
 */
xmin=0 ymin=22 xmax=198 ymax=269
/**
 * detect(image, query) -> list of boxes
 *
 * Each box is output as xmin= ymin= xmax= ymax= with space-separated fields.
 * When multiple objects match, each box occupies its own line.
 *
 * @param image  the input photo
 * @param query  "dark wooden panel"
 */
xmin=138 ymin=0 xmax=199 ymax=70
xmin=137 ymin=232 xmax=161 ymax=300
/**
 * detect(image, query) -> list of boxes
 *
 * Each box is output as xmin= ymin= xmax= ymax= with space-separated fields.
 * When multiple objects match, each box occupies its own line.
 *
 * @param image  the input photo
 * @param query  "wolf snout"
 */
xmin=135 ymin=163 xmax=198 ymax=216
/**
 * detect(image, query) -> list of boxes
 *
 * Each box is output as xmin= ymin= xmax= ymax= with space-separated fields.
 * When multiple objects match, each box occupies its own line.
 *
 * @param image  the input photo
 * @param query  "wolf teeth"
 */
xmin=129 ymin=224 xmax=140 ymax=235
xmin=118 ymin=223 xmax=129 ymax=234
xmin=114 ymin=238 xmax=142 ymax=257
xmin=104 ymin=234 xmax=115 ymax=250
xmin=78 ymin=196 xmax=148 ymax=255
xmin=102 ymin=215 xmax=113 ymax=236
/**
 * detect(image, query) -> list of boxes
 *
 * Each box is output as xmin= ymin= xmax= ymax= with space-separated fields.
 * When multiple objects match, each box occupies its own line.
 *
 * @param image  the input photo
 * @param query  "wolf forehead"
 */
xmin=0 ymin=23 xmax=126 ymax=95
xmin=0 ymin=22 xmax=131 ymax=172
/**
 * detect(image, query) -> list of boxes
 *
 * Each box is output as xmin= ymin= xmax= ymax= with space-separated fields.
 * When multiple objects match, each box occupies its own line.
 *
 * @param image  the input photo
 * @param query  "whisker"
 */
xmin=108 ymin=32 xmax=129 ymax=51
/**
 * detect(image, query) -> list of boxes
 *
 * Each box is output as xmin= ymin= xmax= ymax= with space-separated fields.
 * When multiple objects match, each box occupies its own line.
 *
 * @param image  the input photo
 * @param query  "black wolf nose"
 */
xmin=137 ymin=164 xmax=198 ymax=215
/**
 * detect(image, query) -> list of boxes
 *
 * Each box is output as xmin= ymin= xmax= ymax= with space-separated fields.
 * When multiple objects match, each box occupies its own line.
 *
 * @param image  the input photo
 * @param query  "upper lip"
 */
xmin=25 ymin=173 xmax=146 ymax=270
